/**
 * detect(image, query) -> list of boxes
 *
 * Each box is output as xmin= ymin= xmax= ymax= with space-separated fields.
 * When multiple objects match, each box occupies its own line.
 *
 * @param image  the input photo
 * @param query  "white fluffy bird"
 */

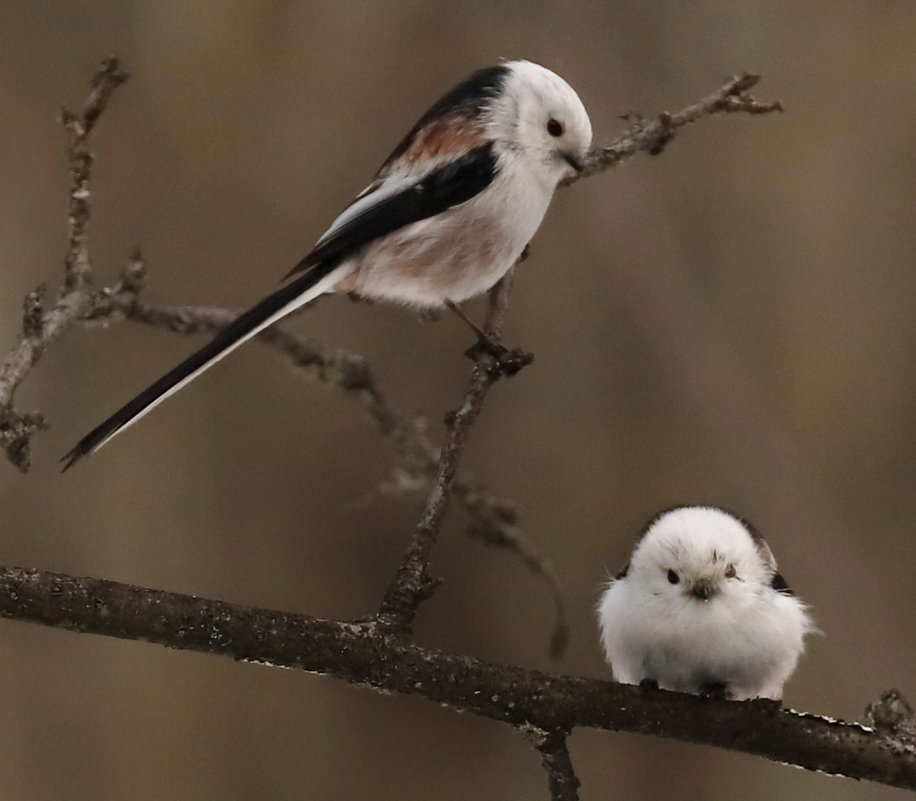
xmin=64 ymin=60 xmax=592 ymax=468
xmin=598 ymin=506 xmax=815 ymax=701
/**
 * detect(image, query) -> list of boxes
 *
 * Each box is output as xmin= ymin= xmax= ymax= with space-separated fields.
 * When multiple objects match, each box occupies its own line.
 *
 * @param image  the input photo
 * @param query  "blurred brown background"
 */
xmin=2 ymin=1 xmax=915 ymax=799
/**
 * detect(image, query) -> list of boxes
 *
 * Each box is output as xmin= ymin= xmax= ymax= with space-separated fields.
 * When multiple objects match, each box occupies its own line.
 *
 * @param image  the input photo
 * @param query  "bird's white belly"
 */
xmin=341 ymin=166 xmax=553 ymax=307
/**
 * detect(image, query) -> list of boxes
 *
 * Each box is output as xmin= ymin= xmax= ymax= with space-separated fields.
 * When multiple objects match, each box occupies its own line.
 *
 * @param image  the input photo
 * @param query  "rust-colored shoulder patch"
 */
xmin=382 ymin=115 xmax=489 ymax=174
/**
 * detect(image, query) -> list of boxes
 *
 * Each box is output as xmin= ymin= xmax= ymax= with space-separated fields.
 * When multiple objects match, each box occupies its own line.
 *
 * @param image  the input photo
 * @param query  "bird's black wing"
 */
xmin=771 ymin=572 xmax=793 ymax=593
xmin=284 ymin=143 xmax=497 ymax=279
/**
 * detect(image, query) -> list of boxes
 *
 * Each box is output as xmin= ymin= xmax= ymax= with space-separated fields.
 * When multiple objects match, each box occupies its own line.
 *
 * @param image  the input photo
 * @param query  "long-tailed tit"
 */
xmin=63 ymin=60 xmax=592 ymax=468
xmin=598 ymin=506 xmax=816 ymax=701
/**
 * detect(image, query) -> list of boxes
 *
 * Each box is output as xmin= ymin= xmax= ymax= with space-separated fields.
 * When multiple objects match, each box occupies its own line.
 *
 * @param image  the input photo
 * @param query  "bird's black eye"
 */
xmin=666 ymin=569 xmax=680 ymax=585
xmin=725 ymin=564 xmax=737 ymax=579
xmin=546 ymin=118 xmax=564 ymax=137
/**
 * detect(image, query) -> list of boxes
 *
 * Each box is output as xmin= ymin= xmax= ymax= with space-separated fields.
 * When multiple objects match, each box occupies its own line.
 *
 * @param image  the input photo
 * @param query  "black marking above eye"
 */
xmin=667 ymin=569 xmax=680 ymax=585
xmin=546 ymin=118 xmax=564 ymax=137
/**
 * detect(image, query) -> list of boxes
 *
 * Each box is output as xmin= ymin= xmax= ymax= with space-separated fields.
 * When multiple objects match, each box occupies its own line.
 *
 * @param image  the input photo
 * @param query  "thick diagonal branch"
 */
xmin=0 ymin=564 xmax=913 ymax=792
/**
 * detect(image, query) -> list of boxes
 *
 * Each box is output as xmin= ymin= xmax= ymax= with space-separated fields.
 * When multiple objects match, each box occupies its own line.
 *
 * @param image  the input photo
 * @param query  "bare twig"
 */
xmin=528 ymin=728 xmax=580 ymax=801
xmin=0 ymin=57 xmax=127 ymax=470
xmin=865 ymin=690 xmax=916 ymax=745
xmin=61 ymin=56 xmax=128 ymax=289
xmin=377 ymin=270 xmax=528 ymax=632
xmin=0 ymin=564 xmax=914 ymax=792
xmin=565 ymin=72 xmax=782 ymax=184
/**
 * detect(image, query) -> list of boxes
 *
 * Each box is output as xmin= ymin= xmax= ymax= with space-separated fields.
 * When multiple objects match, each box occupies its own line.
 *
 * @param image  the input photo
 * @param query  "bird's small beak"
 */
xmin=690 ymin=578 xmax=717 ymax=601
xmin=563 ymin=151 xmax=585 ymax=173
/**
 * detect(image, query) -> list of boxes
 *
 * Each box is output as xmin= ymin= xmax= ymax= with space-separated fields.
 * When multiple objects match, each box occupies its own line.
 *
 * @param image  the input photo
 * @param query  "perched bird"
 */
xmin=597 ymin=506 xmax=815 ymax=700
xmin=63 ymin=60 xmax=593 ymax=469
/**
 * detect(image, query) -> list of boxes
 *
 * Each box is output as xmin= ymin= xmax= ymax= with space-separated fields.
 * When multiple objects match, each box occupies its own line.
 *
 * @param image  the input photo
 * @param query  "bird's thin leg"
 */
xmin=445 ymin=285 xmax=533 ymax=378
xmin=445 ymin=244 xmax=532 ymax=355
xmin=444 ymin=299 xmax=491 ymax=342
xmin=444 ymin=298 xmax=513 ymax=361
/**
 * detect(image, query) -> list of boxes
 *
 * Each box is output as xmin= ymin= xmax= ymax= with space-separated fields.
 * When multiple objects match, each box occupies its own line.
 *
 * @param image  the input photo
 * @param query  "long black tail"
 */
xmin=62 ymin=261 xmax=343 ymax=471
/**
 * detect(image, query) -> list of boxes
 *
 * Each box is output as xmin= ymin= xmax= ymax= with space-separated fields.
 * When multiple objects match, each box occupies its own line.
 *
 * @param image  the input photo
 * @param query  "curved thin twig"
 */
xmin=565 ymin=72 xmax=783 ymax=184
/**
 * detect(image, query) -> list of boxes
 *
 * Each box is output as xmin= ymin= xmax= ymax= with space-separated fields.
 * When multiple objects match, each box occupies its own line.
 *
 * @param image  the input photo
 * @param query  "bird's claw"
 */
xmin=464 ymin=337 xmax=533 ymax=377
xmin=698 ymin=682 xmax=729 ymax=701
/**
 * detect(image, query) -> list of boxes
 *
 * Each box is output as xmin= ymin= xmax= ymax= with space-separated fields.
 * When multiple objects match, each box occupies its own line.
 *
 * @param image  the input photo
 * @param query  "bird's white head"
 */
xmin=626 ymin=506 xmax=781 ymax=603
xmin=486 ymin=60 xmax=592 ymax=186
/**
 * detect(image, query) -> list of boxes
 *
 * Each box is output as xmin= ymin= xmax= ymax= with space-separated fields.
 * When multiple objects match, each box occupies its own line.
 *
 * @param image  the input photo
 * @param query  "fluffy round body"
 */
xmin=597 ymin=507 xmax=815 ymax=700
